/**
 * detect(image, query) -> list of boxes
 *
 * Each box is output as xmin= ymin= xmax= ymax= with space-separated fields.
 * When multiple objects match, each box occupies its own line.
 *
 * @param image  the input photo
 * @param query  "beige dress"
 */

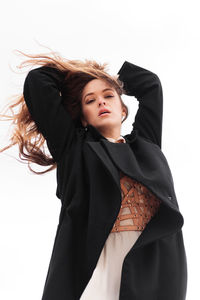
xmin=79 ymin=136 xmax=161 ymax=300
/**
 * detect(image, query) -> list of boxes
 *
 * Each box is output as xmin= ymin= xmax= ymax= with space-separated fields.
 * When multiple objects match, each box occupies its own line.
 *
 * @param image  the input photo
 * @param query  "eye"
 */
xmin=87 ymin=99 xmax=94 ymax=104
xmin=86 ymin=95 xmax=113 ymax=104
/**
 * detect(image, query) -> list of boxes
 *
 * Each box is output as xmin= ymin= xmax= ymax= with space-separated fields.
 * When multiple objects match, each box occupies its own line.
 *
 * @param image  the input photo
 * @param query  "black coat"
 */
xmin=23 ymin=61 xmax=188 ymax=300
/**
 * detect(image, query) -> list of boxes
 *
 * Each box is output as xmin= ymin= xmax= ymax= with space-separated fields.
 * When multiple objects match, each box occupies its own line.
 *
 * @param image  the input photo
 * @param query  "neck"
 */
xmin=98 ymin=127 xmax=121 ymax=140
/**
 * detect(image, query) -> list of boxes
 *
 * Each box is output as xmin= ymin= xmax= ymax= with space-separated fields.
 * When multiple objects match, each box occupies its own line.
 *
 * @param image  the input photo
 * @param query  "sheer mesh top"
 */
xmin=106 ymin=135 xmax=162 ymax=232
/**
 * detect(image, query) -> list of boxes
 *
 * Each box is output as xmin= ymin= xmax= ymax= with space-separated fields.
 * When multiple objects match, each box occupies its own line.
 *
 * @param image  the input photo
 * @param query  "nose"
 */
xmin=98 ymin=97 xmax=106 ymax=106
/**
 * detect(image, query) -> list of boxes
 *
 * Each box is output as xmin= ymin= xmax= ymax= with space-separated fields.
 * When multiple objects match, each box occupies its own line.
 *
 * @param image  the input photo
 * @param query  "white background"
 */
xmin=0 ymin=0 xmax=199 ymax=299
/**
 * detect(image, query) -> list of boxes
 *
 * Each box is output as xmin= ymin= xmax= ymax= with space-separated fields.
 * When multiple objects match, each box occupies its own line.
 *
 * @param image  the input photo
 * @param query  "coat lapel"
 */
xmin=86 ymin=139 xmax=121 ymax=190
xmin=84 ymin=124 xmax=138 ymax=193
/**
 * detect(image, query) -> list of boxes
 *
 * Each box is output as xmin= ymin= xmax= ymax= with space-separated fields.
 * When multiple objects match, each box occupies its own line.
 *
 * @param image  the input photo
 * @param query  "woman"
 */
xmin=0 ymin=50 xmax=187 ymax=300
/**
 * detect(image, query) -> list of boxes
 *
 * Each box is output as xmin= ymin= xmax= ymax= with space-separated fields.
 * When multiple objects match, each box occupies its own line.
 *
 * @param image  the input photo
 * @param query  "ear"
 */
xmin=81 ymin=116 xmax=87 ymax=127
xmin=122 ymin=108 xmax=126 ymax=118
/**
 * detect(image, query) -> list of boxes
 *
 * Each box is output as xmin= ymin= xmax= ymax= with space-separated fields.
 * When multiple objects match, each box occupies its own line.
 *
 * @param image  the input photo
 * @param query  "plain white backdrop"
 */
xmin=0 ymin=0 xmax=199 ymax=299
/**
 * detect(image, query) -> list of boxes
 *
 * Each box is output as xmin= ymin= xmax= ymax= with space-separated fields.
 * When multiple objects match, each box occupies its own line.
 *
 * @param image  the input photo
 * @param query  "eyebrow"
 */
xmin=84 ymin=88 xmax=114 ymax=101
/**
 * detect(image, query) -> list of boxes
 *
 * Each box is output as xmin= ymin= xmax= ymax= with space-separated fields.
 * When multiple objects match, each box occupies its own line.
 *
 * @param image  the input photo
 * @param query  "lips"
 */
xmin=98 ymin=108 xmax=111 ymax=116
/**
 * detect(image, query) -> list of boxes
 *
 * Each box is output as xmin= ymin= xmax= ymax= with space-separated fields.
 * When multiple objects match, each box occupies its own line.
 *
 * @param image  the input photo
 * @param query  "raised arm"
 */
xmin=23 ymin=66 xmax=76 ymax=163
xmin=117 ymin=61 xmax=163 ymax=149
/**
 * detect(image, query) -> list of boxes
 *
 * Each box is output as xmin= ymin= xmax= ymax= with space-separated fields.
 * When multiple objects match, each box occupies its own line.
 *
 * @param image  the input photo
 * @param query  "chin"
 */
xmin=96 ymin=120 xmax=118 ymax=130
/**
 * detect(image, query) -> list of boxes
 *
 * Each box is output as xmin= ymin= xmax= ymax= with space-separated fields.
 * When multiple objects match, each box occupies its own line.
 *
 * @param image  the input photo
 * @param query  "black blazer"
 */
xmin=23 ymin=61 xmax=188 ymax=300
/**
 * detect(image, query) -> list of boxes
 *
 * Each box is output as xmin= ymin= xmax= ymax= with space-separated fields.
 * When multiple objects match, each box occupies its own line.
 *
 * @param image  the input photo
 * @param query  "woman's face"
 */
xmin=81 ymin=79 xmax=125 ymax=136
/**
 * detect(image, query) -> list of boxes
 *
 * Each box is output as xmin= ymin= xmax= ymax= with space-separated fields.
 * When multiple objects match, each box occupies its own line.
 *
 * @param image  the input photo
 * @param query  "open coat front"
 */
xmin=23 ymin=60 xmax=188 ymax=300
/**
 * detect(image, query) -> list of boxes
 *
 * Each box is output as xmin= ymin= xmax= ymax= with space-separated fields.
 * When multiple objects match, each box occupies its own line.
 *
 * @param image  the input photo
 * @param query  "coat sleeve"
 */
xmin=117 ymin=60 xmax=163 ymax=149
xmin=23 ymin=65 xmax=76 ymax=163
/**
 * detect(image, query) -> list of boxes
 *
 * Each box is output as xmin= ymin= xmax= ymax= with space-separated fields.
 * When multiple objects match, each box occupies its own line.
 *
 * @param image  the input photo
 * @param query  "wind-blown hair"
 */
xmin=0 ymin=49 xmax=128 ymax=174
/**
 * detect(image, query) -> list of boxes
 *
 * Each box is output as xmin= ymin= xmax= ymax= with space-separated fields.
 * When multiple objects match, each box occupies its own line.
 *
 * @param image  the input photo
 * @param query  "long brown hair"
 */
xmin=0 ymin=48 xmax=129 ymax=175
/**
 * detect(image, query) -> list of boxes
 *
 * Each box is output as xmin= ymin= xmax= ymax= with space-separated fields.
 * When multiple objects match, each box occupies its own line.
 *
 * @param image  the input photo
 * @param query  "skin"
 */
xmin=81 ymin=79 xmax=126 ymax=139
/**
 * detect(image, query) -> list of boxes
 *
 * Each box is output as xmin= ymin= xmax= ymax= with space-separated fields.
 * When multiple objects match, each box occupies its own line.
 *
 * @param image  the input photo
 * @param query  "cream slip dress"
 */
xmin=80 ymin=135 xmax=161 ymax=300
